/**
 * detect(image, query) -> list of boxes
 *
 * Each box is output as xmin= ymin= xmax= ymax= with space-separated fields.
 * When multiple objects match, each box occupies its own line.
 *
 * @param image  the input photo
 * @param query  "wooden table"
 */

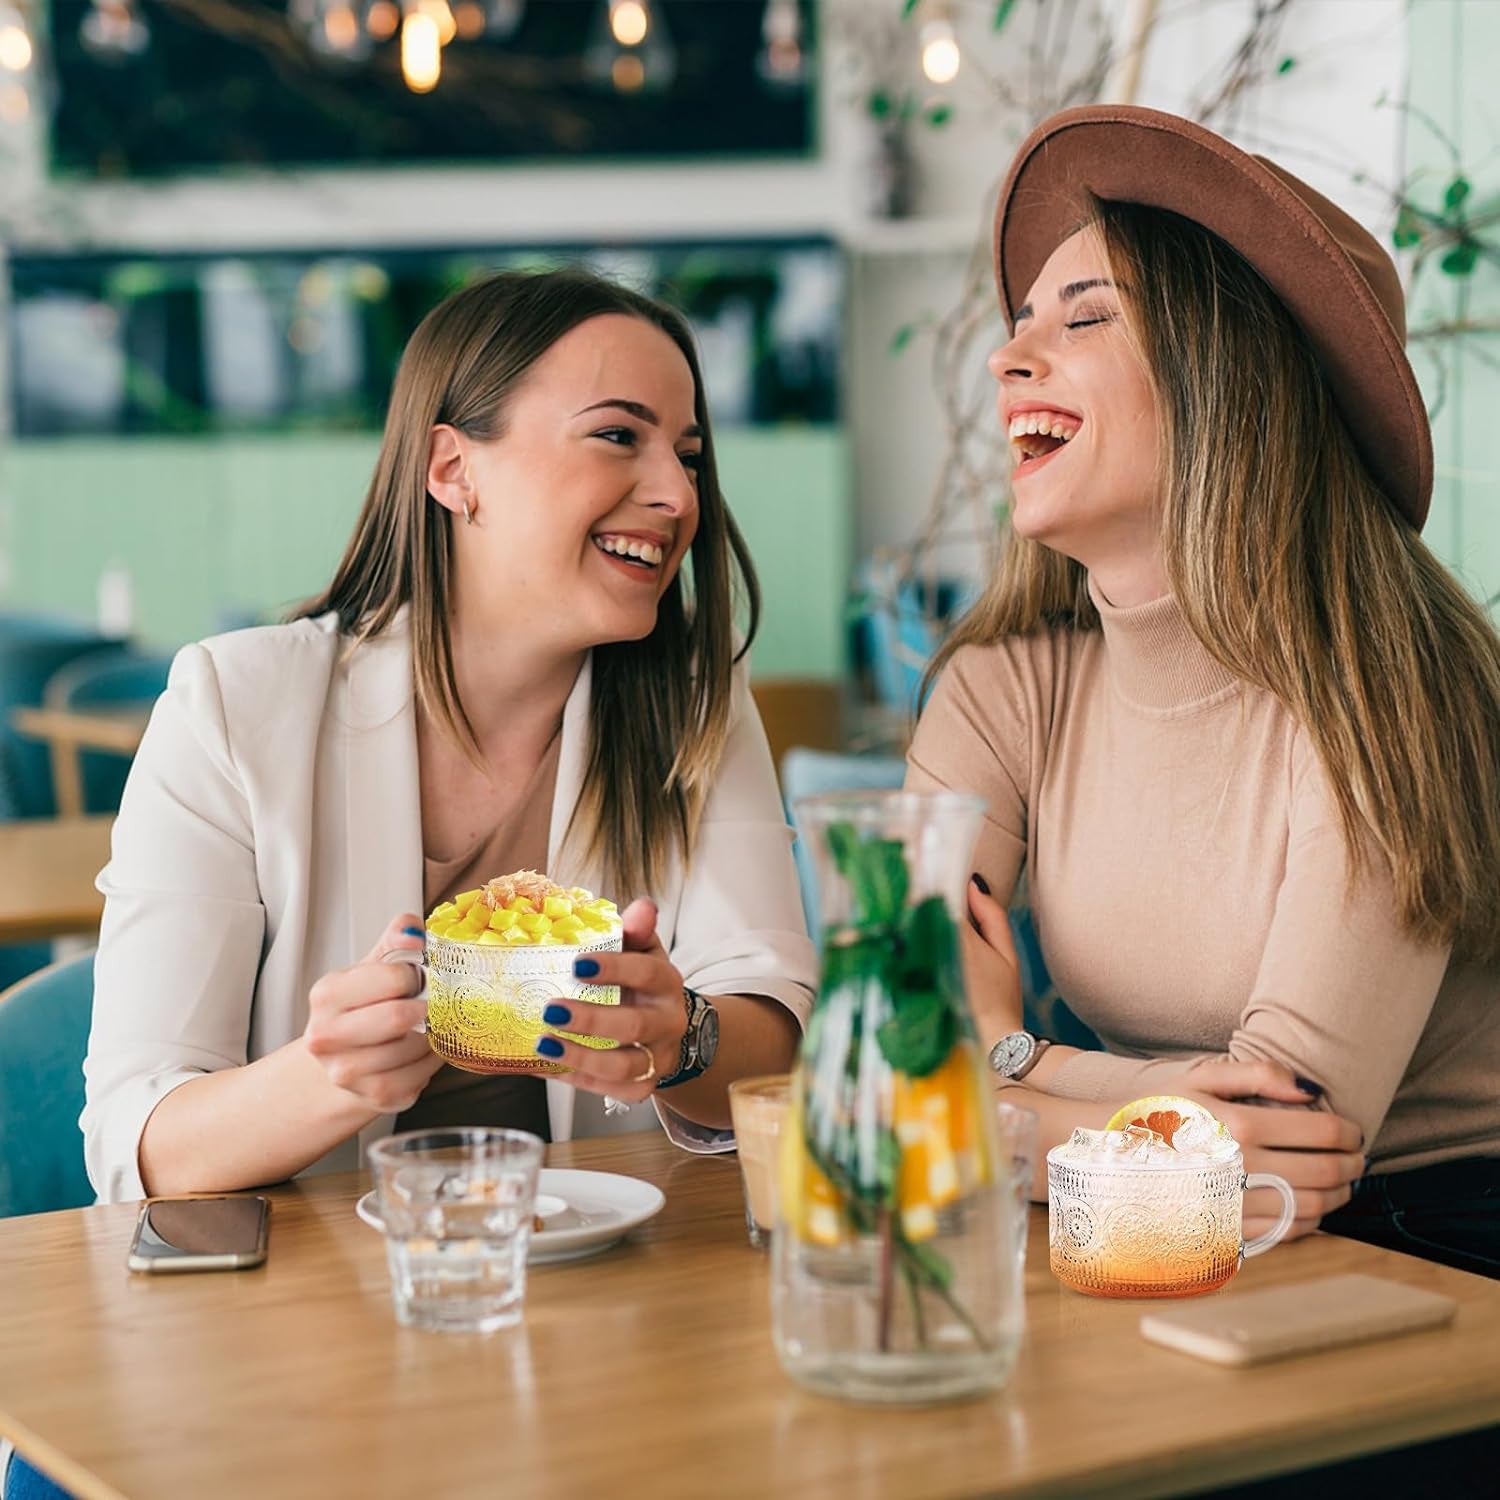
xmin=10 ymin=705 xmax=150 ymax=818
xmin=1 ymin=1134 xmax=1496 ymax=1500
xmin=0 ymin=814 xmax=112 ymax=945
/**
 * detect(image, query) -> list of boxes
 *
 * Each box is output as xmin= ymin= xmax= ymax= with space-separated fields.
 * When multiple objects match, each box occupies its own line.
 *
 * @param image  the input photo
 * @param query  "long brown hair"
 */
xmin=932 ymin=198 xmax=1500 ymax=959
xmin=297 ymin=267 xmax=760 ymax=895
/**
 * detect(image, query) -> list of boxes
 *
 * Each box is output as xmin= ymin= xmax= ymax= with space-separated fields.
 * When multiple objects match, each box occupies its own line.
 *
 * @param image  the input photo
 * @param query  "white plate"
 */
xmin=355 ymin=1168 xmax=665 ymax=1265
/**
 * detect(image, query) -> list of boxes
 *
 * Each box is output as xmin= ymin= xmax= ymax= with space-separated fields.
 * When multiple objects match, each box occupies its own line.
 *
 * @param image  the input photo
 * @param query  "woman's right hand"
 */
xmin=302 ymin=913 xmax=443 ymax=1115
xmin=1164 ymin=1058 xmax=1366 ymax=1242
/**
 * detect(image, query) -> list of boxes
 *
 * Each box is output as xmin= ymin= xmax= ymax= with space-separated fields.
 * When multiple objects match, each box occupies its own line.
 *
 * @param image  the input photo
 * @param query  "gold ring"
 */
xmin=628 ymin=1041 xmax=658 ymax=1085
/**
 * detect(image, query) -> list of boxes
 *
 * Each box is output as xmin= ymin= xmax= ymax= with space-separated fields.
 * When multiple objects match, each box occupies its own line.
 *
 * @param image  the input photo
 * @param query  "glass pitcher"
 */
xmin=771 ymin=791 xmax=1023 ymax=1404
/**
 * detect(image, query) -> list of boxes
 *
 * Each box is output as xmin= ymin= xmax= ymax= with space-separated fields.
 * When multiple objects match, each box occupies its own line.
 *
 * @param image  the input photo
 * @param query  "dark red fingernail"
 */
xmin=970 ymin=872 xmax=990 ymax=895
xmin=1293 ymin=1075 xmax=1322 ymax=1097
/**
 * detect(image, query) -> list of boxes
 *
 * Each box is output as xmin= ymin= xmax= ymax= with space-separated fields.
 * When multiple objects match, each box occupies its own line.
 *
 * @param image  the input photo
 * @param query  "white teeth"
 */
xmin=594 ymin=536 xmax=664 ymax=566
xmin=1007 ymin=412 xmax=1079 ymax=443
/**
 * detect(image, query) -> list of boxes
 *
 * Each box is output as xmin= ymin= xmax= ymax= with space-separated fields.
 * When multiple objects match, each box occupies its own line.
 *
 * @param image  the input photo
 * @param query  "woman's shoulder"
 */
xmin=926 ymin=624 xmax=1098 ymax=729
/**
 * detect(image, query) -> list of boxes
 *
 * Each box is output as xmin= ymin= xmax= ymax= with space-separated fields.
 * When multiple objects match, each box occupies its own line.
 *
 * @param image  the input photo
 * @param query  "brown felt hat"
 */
xmin=994 ymin=105 xmax=1432 ymax=530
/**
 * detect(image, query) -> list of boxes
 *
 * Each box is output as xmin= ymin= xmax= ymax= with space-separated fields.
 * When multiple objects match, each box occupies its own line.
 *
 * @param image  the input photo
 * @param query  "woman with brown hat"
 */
xmin=909 ymin=106 xmax=1500 ymax=1276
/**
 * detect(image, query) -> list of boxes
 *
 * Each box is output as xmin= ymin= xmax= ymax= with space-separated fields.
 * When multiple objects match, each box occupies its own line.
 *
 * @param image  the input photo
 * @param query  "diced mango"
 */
xmin=488 ymin=907 xmax=519 ymax=931
xmin=429 ymin=901 xmax=459 ymax=924
xmin=476 ymin=930 xmax=506 ymax=946
xmin=508 ymin=897 xmax=536 ymax=915
xmin=551 ymin=917 xmax=585 ymax=943
xmin=516 ymin=912 xmax=550 ymax=936
xmin=454 ymin=889 xmax=482 ymax=916
xmin=500 ymin=927 xmax=531 ymax=945
xmin=542 ymin=896 xmax=573 ymax=920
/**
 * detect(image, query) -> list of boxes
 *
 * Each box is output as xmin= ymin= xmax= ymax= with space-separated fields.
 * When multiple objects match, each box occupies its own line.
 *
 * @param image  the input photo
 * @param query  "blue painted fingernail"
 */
xmin=573 ymin=959 xmax=599 ymax=978
xmin=542 ymin=1003 xmax=571 ymax=1026
xmin=970 ymin=872 xmax=990 ymax=895
xmin=402 ymin=926 xmax=425 ymax=939
xmin=1294 ymin=1075 xmax=1323 ymax=1097
xmin=536 ymin=1036 xmax=565 ymax=1059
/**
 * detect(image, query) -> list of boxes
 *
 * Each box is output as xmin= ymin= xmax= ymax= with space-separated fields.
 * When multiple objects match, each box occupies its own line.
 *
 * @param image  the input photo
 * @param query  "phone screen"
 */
xmin=131 ymin=1196 xmax=269 ymax=1263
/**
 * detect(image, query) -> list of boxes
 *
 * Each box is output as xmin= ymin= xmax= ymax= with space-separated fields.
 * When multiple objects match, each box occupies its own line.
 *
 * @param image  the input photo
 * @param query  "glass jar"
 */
xmin=772 ymin=791 xmax=1024 ymax=1403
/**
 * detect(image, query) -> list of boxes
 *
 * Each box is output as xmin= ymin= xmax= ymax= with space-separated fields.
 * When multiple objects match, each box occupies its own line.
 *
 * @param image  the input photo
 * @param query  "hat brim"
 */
xmin=994 ymin=106 xmax=1431 ymax=530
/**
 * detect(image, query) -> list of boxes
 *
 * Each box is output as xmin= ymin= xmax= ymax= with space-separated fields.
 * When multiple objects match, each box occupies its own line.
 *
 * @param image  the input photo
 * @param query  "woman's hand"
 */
xmin=963 ymin=877 xmax=1024 ymax=1054
xmin=1145 ymin=1058 xmax=1366 ymax=1241
xmin=302 ymin=913 xmax=443 ymax=1114
xmin=531 ymin=898 xmax=690 ymax=1103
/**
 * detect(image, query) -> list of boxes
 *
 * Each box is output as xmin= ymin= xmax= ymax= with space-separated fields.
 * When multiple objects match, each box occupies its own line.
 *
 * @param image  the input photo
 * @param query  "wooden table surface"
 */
xmin=2 ymin=1134 xmax=1496 ymax=1500
xmin=0 ymin=814 xmax=112 ymax=944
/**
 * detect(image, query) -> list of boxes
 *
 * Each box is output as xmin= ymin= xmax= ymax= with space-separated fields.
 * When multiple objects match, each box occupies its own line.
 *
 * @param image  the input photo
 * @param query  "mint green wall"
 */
xmin=0 ymin=427 xmax=850 ymax=678
xmin=1407 ymin=0 xmax=1500 ymax=606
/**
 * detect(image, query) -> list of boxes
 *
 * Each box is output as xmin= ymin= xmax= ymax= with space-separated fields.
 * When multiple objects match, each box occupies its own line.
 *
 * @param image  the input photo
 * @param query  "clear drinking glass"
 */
xmin=1047 ymin=1129 xmax=1296 ymax=1298
xmin=995 ymin=1102 xmax=1039 ymax=1282
xmin=772 ymin=791 xmax=1023 ymax=1405
xmin=728 ymin=1074 xmax=791 ymax=1248
xmin=368 ymin=1127 xmax=543 ymax=1332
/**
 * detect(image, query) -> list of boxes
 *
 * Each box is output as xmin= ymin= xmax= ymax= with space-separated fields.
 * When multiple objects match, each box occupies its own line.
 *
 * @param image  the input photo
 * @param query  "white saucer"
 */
xmin=355 ymin=1168 xmax=665 ymax=1265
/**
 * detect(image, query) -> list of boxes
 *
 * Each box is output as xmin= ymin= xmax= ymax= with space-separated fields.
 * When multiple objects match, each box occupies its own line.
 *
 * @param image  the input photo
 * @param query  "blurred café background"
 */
xmin=0 ymin=0 xmax=1494 ymax=1016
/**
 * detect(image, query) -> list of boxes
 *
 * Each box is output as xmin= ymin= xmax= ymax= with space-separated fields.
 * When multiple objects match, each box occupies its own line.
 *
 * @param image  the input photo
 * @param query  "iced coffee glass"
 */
xmin=1048 ymin=1125 xmax=1295 ymax=1298
xmin=728 ymin=1074 xmax=790 ymax=1248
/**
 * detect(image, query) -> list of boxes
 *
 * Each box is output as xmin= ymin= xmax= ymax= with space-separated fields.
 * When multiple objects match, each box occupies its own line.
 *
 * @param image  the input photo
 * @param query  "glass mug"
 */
xmin=386 ymin=929 xmax=622 ymax=1075
xmin=1048 ymin=1134 xmax=1296 ymax=1298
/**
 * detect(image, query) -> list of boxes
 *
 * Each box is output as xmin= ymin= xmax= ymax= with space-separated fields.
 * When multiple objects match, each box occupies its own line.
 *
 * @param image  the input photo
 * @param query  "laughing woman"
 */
xmin=82 ymin=268 xmax=815 ymax=1202
xmin=911 ymin=107 xmax=1500 ymax=1278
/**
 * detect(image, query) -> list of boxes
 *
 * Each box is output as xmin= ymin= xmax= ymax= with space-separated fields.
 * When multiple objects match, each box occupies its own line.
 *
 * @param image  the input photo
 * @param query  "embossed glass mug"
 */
xmin=1047 ymin=1127 xmax=1296 ymax=1298
xmin=390 ymin=929 xmax=623 ymax=1075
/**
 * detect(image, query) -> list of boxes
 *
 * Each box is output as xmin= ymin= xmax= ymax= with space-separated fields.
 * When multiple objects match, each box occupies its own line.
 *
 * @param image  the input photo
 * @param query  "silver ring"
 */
xmin=628 ymin=1041 xmax=657 ymax=1085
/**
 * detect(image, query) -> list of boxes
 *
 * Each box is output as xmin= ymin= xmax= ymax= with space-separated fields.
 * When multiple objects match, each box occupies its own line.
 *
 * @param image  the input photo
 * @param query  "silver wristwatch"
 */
xmin=657 ymin=987 xmax=719 ymax=1090
xmin=988 ymin=1029 xmax=1052 ymax=1080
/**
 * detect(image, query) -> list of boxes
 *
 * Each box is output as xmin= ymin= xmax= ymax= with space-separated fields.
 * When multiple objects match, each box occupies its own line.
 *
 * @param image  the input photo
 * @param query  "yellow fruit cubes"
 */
xmin=425 ymin=869 xmax=621 ymax=948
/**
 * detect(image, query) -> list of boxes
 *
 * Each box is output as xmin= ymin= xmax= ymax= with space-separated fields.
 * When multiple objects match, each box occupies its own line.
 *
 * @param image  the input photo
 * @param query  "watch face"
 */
xmin=989 ymin=1032 xmax=1034 ymax=1077
xmin=697 ymin=1003 xmax=720 ymax=1070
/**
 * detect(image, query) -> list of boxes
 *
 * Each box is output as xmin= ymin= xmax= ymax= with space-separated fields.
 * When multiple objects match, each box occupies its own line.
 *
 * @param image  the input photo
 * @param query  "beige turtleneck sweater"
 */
xmin=906 ymin=579 xmax=1500 ymax=1175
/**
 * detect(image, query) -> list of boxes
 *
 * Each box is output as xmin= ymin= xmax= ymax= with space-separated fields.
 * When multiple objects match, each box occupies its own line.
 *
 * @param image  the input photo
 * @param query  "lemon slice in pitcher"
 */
xmin=1104 ymin=1095 xmax=1231 ymax=1154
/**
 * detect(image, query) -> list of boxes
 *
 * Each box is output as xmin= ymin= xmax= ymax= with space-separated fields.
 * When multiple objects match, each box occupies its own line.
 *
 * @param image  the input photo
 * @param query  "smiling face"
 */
xmin=441 ymin=312 xmax=702 ymax=653
xmin=989 ymin=227 xmax=1164 ymax=598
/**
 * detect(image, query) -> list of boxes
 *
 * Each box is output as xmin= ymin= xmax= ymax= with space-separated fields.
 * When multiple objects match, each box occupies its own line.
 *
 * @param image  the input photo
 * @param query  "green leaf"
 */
xmin=820 ymin=929 xmax=891 ymax=990
xmin=923 ymin=103 xmax=954 ymax=129
xmin=898 ymin=895 xmax=959 ymax=988
xmin=849 ymin=838 xmax=909 ymax=926
xmin=1392 ymin=204 xmax=1424 ymax=249
xmin=825 ymin=821 xmax=860 ymax=879
xmin=1440 ymin=240 xmax=1480 ymax=276
xmin=1444 ymin=175 xmax=1471 ymax=212
xmin=889 ymin=322 xmax=915 ymax=356
xmin=877 ymin=1128 xmax=902 ymax=1207
xmin=1276 ymin=56 xmax=1296 ymax=74
xmin=867 ymin=89 xmax=892 ymax=120
xmin=877 ymin=991 xmax=957 ymax=1077
xmin=993 ymin=0 xmax=1016 ymax=33
xmin=902 ymin=0 xmax=921 ymax=18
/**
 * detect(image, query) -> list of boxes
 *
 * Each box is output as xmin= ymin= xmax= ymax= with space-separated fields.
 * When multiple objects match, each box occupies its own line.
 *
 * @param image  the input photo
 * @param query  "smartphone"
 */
xmin=1139 ymin=1273 xmax=1456 ymax=1366
xmin=127 ymin=1195 xmax=271 ymax=1273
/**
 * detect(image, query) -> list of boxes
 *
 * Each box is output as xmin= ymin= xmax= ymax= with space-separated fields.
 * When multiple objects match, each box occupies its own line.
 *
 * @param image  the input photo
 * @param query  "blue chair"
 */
xmin=0 ymin=616 xmax=123 ymax=822
xmin=778 ymin=746 xmax=1097 ymax=1050
xmin=44 ymin=648 xmax=172 ymax=815
xmin=0 ymin=952 xmax=95 ymax=1219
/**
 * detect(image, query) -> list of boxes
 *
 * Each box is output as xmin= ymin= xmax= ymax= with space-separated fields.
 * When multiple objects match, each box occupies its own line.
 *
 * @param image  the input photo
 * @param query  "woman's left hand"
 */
xmin=533 ymin=897 xmax=689 ymax=1102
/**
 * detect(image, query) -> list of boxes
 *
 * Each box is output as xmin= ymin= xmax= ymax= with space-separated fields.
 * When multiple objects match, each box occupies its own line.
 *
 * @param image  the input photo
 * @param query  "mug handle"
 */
xmin=379 ymin=946 xmax=429 ymax=1031
xmin=1242 ymin=1171 xmax=1297 ymax=1258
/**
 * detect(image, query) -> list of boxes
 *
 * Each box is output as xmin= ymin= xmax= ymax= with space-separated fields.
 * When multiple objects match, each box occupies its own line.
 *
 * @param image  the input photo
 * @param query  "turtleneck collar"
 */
xmin=1087 ymin=573 xmax=1240 ymax=712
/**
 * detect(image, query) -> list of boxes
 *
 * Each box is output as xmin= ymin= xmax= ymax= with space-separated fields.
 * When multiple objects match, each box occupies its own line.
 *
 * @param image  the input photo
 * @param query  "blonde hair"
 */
xmin=932 ymin=197 xmax=1500 ymax=958
xmin=298 ymin=268 xmax=758 ymax=896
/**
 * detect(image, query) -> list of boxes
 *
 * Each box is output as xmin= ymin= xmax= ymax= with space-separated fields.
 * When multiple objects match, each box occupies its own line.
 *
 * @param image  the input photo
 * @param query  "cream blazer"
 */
xmin=82 ymin=611 xmax=816 ymax=1203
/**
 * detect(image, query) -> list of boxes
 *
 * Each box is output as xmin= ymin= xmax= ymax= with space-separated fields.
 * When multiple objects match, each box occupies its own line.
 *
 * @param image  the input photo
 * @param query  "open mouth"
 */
xmin=592 ymin=534 xmax=665 ymax=574
xmin=1009 ymin=411 xmax=1081 ymax=476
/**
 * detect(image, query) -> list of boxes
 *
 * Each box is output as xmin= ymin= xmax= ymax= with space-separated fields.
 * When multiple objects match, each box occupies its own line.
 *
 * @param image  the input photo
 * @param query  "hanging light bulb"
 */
xmin=291 ymin=0 xmax=372 ymax=62
xmin=584 ymin=0 xmax=674 ymax=94
xmin=451 ymin=1 xmax=485 ymax=40
xmin=366 ymin=0 xmax=401 ymax=41
xmin=919 ymin=3 xmax=961 ymax=86
xmin=79 ymin=0 xmax=150 ymax=61
xmin=610 ymin=1 xmax=649 ymax=48
xmin=413 ymin=0 xmax=457 ymax=47
xmin=0 ymin=9 xmax=32 ymax=74
xmin=756 ymin=0 xmax=806 ymax=87
xmin=401 ymin=6 xmax=442 ymax=91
